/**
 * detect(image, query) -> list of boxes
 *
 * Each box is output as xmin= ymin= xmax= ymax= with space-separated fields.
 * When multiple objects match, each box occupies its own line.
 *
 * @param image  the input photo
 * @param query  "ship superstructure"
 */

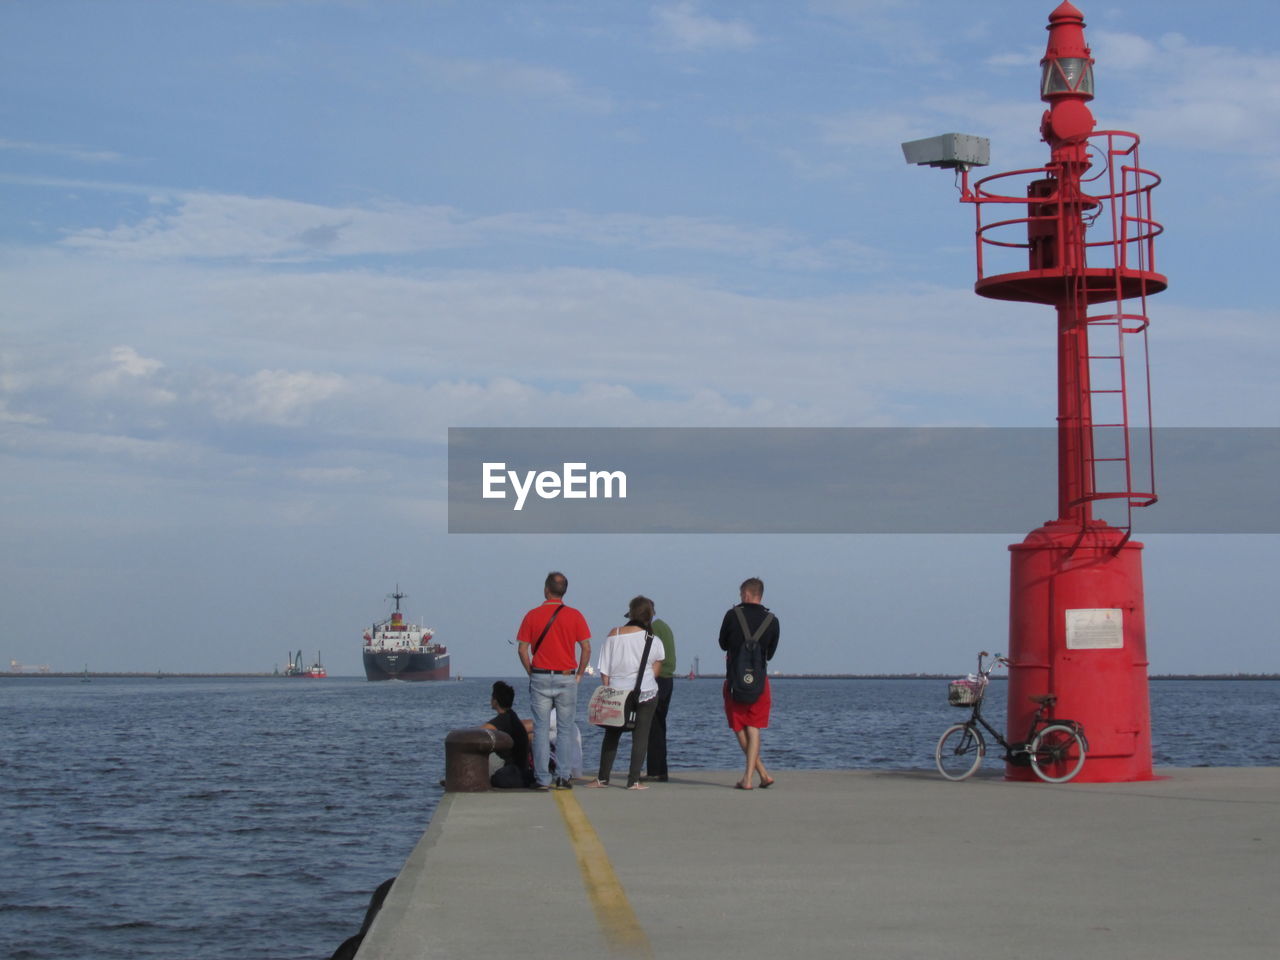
xmin=362 ymin=589 xmax=449 ymax=681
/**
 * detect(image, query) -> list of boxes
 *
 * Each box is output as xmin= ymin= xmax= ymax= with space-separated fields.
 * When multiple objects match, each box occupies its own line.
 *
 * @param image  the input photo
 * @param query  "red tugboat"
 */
xmin=284 ymin=650 xmax=327 ymax=678
xmin=362 ymin=588 xmax=450 ymax=682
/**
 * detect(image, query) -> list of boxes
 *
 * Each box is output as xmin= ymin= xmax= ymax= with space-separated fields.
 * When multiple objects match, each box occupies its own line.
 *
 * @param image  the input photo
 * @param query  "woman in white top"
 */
xmin=588 ymin=595 xmax=666 ymax=790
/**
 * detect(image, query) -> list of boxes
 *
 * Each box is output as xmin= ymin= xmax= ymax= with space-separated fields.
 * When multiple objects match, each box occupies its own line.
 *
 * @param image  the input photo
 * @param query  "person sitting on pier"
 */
xmin=484 ymin=681 xmax=533 ymax=789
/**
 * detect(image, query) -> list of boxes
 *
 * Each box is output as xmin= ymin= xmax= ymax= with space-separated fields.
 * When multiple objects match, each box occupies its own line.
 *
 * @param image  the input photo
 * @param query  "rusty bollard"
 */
xmin=444 ymin=726 xmax=513 ymax=792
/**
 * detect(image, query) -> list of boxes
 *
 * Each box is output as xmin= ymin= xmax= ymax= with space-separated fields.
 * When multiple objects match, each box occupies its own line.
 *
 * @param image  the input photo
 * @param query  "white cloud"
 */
xmin=1091 ymin=31 xmax=1280 ymax=172
xmin=653 ymin=3 xmax=758 ymax=53
xmin=0 ymin=138 xmax=125 ymax=164
xmin=198 ymin=369 xmax=351 ymax=427
xmin=57 ymin=190 xmax=868 ymax=270
xmin=0 ymin=249 xmax=1058 ymax=443
xmin=984 ymin=46 xmax=1041 ymax=69
xmin=815 ymin=27 xmax=1280 ymax=181
xmin=0 ymin=400 xmax=44 ymax=425
xmin=80 ymin=346 xmax=176 ymax=408
xmin=18 ymin=234 xmax=1269 ymax=441
xmin=90 ymin=346 xmax=165 ymax=385
xmin=293 ymin=466 xmax=368 ymax=484
xmin=810 ymin=97 xmax=1043 ymax=176
xmin=807 ymin=0 xmax=914 ymax=15
xmin=63 ymin=194 xmax=461 ymax=260
xmin=2 ymin=424 xmax=198 ymax=465
xmin=415 ymin=54 xmax=613 ymax=113
xmin=817 ymin=108 xmax=925 ymax=152
xmin=0 ymin=172 xmax=170 ymax=196
xmin=1089 ymin=31 xmax=1158 ymax=71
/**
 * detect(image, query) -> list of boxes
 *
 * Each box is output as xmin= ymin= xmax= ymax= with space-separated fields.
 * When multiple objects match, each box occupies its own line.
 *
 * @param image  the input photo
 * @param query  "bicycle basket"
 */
xmin=947 ymin=677 xmax=986 ymax=707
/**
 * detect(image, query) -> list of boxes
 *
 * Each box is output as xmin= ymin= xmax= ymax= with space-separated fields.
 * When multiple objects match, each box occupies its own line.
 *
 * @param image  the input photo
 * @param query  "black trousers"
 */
xmin=490 ymin=761 xmax=531 ymax=789
xmin=646 ymin=675 xmax=674 ymax=777
xmin=597 ymin=697 xmax=657 ymax=786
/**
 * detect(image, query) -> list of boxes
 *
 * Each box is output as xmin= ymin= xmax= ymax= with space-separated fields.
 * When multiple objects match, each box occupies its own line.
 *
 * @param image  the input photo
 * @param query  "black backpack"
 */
xmin=729 ymin=606 xmax=775 ymax=703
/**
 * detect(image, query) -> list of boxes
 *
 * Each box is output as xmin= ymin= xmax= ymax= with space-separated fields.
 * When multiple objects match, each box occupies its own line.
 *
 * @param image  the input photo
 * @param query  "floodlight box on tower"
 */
xmin=900 ymin=133 xmax=990 ymax=170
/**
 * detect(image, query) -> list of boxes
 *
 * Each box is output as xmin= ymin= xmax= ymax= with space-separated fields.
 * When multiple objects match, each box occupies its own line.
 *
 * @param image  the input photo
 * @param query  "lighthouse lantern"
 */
xmin=1041 ymin=56 xmax=1094 ymax=97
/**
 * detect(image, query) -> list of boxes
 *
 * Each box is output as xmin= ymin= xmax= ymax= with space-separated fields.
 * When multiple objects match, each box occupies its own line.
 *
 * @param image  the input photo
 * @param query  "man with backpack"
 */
xmin=719 ymin=577 xmax=780 ymax=790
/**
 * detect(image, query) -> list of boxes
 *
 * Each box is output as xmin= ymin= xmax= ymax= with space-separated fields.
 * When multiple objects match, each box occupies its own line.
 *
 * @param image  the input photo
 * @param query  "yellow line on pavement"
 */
xmin=555 ymin=790 xmax=654 ymax=958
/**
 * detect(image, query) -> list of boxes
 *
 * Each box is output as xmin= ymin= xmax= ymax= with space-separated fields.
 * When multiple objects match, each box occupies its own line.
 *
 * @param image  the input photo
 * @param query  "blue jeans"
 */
xmin=529 ymin=672 xmax=578 ymax=786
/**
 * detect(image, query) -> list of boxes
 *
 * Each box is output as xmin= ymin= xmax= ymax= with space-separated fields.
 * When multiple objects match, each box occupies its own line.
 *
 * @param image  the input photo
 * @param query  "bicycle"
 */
xmin=935 ymin=652 xmax=1089 ymax=783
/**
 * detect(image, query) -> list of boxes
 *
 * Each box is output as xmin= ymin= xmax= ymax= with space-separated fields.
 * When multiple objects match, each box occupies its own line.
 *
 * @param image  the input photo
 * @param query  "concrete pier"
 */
xmin=356 ymin=767 xmax=1280 ymax=959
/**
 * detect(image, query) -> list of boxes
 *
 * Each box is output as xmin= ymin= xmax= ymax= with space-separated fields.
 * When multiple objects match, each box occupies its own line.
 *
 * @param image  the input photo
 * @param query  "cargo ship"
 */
xmin=362 ymin=589 xmax=449 ymax=681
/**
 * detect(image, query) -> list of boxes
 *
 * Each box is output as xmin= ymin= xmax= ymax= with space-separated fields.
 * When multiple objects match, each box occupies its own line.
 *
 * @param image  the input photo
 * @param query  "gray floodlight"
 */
xmin=901 ymin=133 xmax=990 ymax=170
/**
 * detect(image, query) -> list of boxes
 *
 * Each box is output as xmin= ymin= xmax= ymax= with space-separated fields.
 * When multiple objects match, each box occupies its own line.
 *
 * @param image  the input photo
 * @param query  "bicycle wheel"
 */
xmin=935 ymin=723 xmax=985 ymax=781
xmin=1029 ymin=724 xmax=1087 ymax=783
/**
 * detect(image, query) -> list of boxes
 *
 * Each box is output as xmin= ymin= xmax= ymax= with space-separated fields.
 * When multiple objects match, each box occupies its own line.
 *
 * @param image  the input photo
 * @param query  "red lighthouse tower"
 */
xmin=908 ymin=3 xmax=1166 ymax=781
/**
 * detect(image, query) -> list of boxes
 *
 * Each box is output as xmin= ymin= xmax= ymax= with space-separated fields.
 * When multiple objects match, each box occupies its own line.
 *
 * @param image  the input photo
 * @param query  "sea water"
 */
xmin=2 ymin=676 xmax=1277 ymax=960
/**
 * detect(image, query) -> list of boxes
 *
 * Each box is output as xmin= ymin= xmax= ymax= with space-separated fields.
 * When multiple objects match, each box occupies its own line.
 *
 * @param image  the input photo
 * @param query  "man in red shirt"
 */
xmin=517 ymin=571 xmax=592 ymax=790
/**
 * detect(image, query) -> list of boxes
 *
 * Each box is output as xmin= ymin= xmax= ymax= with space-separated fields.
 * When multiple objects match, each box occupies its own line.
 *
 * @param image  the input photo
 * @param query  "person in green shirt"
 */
xmin=646 ymin=609 xmax=676 ymax=782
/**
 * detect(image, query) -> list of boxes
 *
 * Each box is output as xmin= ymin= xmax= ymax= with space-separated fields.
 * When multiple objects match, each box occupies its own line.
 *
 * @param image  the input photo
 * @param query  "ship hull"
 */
xmin=363 ymin=650 xmax=450 ymax=682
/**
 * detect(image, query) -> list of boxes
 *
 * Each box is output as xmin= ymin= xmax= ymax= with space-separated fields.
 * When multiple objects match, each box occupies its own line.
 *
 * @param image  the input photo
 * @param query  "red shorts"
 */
xmin=723 ymin=678 xmax=771 ymax=731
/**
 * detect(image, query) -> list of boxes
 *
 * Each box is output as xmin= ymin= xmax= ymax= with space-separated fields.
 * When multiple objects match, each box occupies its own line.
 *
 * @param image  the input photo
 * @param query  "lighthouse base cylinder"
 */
xmin=1006 ymin=521 xmax=1154 ymax=782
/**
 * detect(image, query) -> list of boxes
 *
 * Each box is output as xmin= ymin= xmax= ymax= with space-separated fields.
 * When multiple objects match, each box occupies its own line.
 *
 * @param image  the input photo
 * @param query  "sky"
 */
xmin=1 ymin=0 xmax=1276 ymax=677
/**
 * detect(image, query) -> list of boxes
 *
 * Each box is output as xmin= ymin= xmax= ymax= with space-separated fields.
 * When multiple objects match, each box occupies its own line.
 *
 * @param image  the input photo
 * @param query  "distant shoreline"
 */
xmin=2 ymin=672 xmax=279 ymax=680
xmin=5 ymin=671 xmax=1276 ymax=681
